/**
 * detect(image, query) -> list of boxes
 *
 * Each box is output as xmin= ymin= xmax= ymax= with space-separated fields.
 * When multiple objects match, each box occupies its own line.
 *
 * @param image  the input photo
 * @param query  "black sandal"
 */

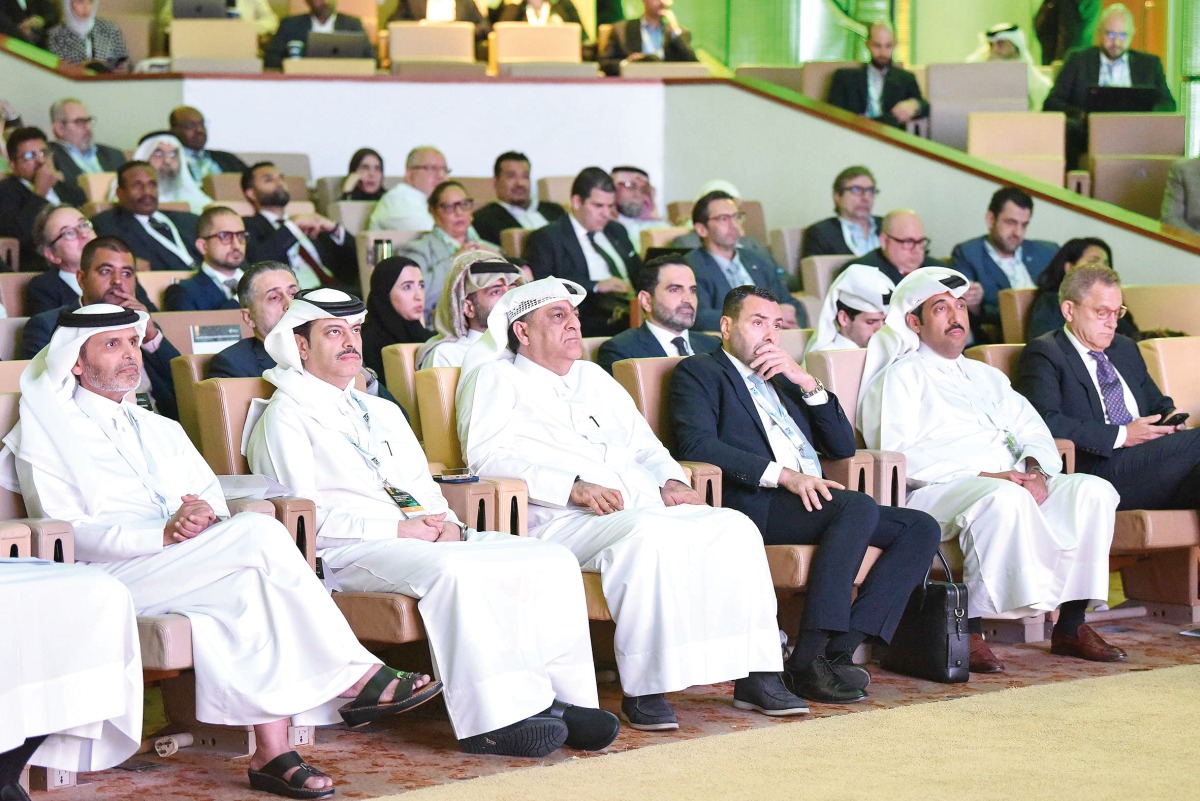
xmin=338 ymin=667 xmax=443 ymax=728
xmin=247 ymin=751 xmax=334 ymax=799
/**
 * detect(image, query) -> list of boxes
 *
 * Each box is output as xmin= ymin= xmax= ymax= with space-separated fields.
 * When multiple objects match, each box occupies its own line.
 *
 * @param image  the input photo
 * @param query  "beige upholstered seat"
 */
xmin=387 ymin=20 xmax=475 ymax=64
xmin=454 ymin=176 xmax=497 ymax=208
xmin=1139 ymin=337 xmax=1200 ymax=422
xmin=170 ymin=353 xmax=214 ymax=448
xmin=963 ymin=343 xmax=1023 ymax=377
xmin=536 ymin=176 xmax=574 ymax=206
xmin=381 ymin=342 xmax=423 ymax=441
xmin=0 ymin=318 xmax=26 ymax=361
xmin=136 ymin=270 xmax=193 ymax=309
xmin=0 ymin=360 xmax=29 ymax=392
xmin=0 ymin=273 xmax=36 ymax=317
xmin=926 ymin=61 xmax=1028 ymax=151
xmin=799 ymin=60 xmax=858 ymax=100
xmin=581 ymin=336 xmax=607 ymax=362
xmin=998 ymin=287 xmax=1037 ymax=343
xmin=76 ymin=171 xmax=116 ymax=203
xmin=638 ymin=226 xmax=690 ymax=256
xmin=799 ymin=254 xmax=853 ymax=303
xmin=488 ymin=22 xmax=583 ymax=76
xmin=967 ymin=111 xmax=1067 ymax=187
xmin=770 ymin=227 xmax=804 ymax=286
xmin=500 ymin=227 xmax=531 ymax=259
xmin=1123 ymin=284 xmax=1200 ymax=336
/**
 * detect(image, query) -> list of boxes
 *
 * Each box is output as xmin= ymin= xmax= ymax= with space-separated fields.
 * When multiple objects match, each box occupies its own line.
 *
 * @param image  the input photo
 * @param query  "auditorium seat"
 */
xmin=1123 ymin=284 xmax=1200 ymax=336
xmin=619 ymin=61 xmax=708 ymax=78
xmin=387 ymin=21 xmax=484 ymax=78
xmin=202 ymin=173 xmax=307 ymax=203
xmin=1138 ymin=337 xmax=1200 ymax=423
xmin=0 ymin=273 xmax=35 ymax=316
xmin=76 ymin=171 xmax=116 ymax=203
xmin=967 ymin=111 xmax=1067 ymax=188
xmin=169 ymin=353 xmax=213 ymax=448
xmin=169 ymin=19 xmax=260 ymax=73
xmin=381 ymin=342 xmax=423 ymax=442
xmin=734 ymin=65 xmax=806 ymax=96
xmin=799 ymin=253 xmax=853 ymax=303
xmin=778 ymin=327 xmax=812 ymax=361
xmin=236 ymin=152 xmax=313 ymax=184
xmin=638 ymin=226 xmax=690 ymax=256
xmin=454 ymin=176 xmax=497 ymax=208
xmin=500 ymin=227 xmax=530 ymax=259
xmin=1084 ymin=114 xmax=1185 ymax=217
xmin=536 ymin=176 xmax=574 ymax=206
xmin=330 ymin=200 xmax=377 ymax=235
xmin=0 ymin=360 xmax=28 ymax=391
xmin=105 ymin=12 xmax=154 ymax=64
xmin=962 ymin=342 xmax=1023 ymax=377
xmin=770 ymin=227 xmax=803 ymax=288
xmin=488 ymin=22 xmax=588 ymax=77
xmin=136 ymin=269 xmax=193 ymax=309
xmin=998 ymin=287 xmax=1037 ymax=343
xmin=799 ymin=60 xmax=858 ymax=100
xmin=153 ymin=309 xmax=251 ymax=356
xmin=926 ymin=61 xmax=1028 ymax=151
xmin=0 ymin=318 xmax=27 ymax=361
xmin=314 ymin=175 xmax=401 ymax=216
xmin=581 ymin=336 xmax=607 ymax=362
xmin=355 ymin=230 xmax=423 ymax=299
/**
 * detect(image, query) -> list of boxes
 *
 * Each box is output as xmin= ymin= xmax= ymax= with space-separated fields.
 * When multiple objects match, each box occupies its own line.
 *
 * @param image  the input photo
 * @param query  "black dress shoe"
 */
xmin=543 ymin=700 xmax=621 ymax=750
xmin=732 ymin=672 xmax=809 ymax=716
xmin=785 ymin=656 xmax=867 ymax=704
xmin=620 ymin=693 xmax=678 ymax=731
xmin=458 ymin=715 xmax=568 ymax=757
xmin=0 ymin=783 xmax=33 ymax=801
xmin=826 ymin=652 xmax=872 ymax=690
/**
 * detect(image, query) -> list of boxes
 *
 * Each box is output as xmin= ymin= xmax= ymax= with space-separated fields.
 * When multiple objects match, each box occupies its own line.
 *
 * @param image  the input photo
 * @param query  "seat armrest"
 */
xmin=1054 ymin=438 xmax=1076 ymax=474
xmin=819 ymin=451 xmax=875 ymax=497
xmin=679 ymin=461 xmax=722 ymax=507
xmin=227 ymin=498 xmax=275 ymax=516
xmin=269 ymin=496 xmax=318 ymax=570
xmin=0 ymin=521 xmax=33 ymax=559
xmin=861 ymin=450 xmax=906 ymax=507
xmin=440 ymin=479 xmax=496 ymax=533
xmin=23 ymin=519 xmax=74 ymax=564
xmin=480 ymin=477 xmax=528 ymax=536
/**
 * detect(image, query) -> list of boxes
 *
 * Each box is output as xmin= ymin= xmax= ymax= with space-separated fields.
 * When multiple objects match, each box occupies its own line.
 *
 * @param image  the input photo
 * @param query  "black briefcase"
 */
xmin=877 ymin=551 xmax=969 ymax=683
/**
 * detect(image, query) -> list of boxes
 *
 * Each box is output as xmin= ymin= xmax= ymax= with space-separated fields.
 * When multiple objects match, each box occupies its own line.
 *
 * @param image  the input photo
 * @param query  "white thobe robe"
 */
xmin=368 ymin=181 xmax=434 ymax=233
xmin=15 ymin=387 xmax=380 ymax=727
xmin=419 ymin=329 xmax=482 ymax=369
xmin=460 ymin=355 xmax=782 ymax=697
xmin=1 ymin=561 xmax=141 ymax=772
xmin=245 ymin=377 xmax=597 ymax=738
xmin=866 ymin=347 xmax=1117 ymax=618
xmin=808 ymin=332 xmax=861 ymax=355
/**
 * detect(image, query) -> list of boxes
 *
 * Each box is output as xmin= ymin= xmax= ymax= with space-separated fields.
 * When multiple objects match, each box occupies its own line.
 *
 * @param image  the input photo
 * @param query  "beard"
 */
xmin=81 ymin=360 xmax=141 ymax=395
xmin=259 ymin=187 xmax=290 ymax=207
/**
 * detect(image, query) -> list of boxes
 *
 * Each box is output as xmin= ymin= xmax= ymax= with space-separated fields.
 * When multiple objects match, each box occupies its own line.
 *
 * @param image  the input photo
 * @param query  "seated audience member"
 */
xmin=1026 ymin=237 xmax=1138 ymax=341
xmin=46 ymin=0 xmax=128 ymax=71
xmin=611 ymin=165 xmax=668 ymax=245
xmin=801 ymin=166 xmax=882 ymax=258
xmin=246 ymin=288 xmax=616 ymax=758
xmin=388 ymin=0 xmax=487 ymax=40
xmin=1044 ymin=3 xmax=1175 ymax=168
xmin=600 ymin=0 xmax=696 ymax=77
xmin=686 ymin=190 xmax=804 ymax=331
xmin=163 ymin=206 xmax=246 ymax=312
xmin=524 ymin=167 xmax=640 ymax=336
xmin=459 ymin=277 xmax=809 ymax=729
xmin=417 ymin=250 xmax=526 ymax=369
xmin=341 ymin=148 xmax=386 ymax=201
xmin=496 ymin=0 xmax=581 ymax=25
xmin=1161 ymin=156 xmax=1200 ymax=235
xmin=361 ymin=256 xmax=433 ymax=376
xmin=670 ymin=179 xmax=778 ymax=261
xmin=965 ymin=22 xmax=1053 ymax=109
xmin=4 ymin=303 xmax=440 ymax=798
xmin=950 ymin=186 xmax=1058 ymax=336
xmin=398 ymin=181 xmax=498 ymax=318
xmin=859 ymin=267 xmax=1125 ymax=673
xmin=671 ymin=285 xmax=940 ymax=702
xmin=131 ymin=133 xmax=212 ymax=214
xmin=265 ymin=0 xmax=365 ymax=68
xmin=169 ymin=106 xmax=248 ymax=184
xmin=92 ymin=161 xmax=201 ymax=272
xmin=1018 ymin=264 xmax=1200 ymax=511
xmin=0 ymin=127 xmax=86 ymax=269
xmin=827 ymin=20 xmax=928 ymax=129
xmin=242 ymin=161 xmax=358 ymax=293
xmin=369 ymin=146 xmax=447 ymax=233
xmin=22 ymin=237 xmax=180 ymax=418
xmin=48 ymin=99 xmax=126 ymax=191
xmin=0 ymin=99 xmax=22 ymax=158
xmin=0 ymin=0 xmax=58 ymax=45
xmin=157 ymin=0 xmax=276 ymax=39
xmin=804 ymin=264 xmax=893 ymax=357
xmin=596 ymin=255 xmax=720 ymax=374
xmin=847 ymin=209 xmax=946 ymax=286
xmin=472 ymin=151 xmax=566 ymax=245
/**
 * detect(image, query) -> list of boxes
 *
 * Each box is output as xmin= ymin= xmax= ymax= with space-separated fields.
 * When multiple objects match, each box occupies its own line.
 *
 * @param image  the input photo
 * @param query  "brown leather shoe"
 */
xmin=969 ymin=633 xmax=1005 ymax=673
xmin=1050 ymin=623 xmax=1127 ymax=662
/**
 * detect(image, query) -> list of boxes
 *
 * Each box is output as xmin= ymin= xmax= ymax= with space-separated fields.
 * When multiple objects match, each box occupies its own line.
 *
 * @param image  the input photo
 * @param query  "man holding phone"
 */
xmin=1018 ymin=264 xmax=1200 ymax=510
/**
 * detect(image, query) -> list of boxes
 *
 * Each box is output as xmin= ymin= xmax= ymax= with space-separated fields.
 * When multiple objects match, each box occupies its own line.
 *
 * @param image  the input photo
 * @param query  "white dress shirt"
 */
xmin=1062 ymin=325 xmax=1139 ymax=447
xmin=1099 ymin=52 xmax=1131 ymax=87
xmin=839 ymin=216 xmax=880 ymax=256
xmin=201 ymin=262 xmax=244 ymax=300
xmin=569 ymin=214 xmax=625 ymax=282
xmin=498 ymin=200 xmax=549 ymax=230
xmin=983 ymin=240 xmax=1035 ymax=289
xmin=644 ymin=320 xmax=694 ymax=356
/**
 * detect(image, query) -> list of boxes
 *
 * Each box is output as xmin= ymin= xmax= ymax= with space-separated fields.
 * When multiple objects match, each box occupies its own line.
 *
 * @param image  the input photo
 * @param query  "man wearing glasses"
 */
xmin=369 ymin=146 xmax=450 ymax=233
xmin=48 ymin=99 xmax=126 ymax=193
xmin=0 ymin=127 xmax=86 ymax=270
xmin=801 ymin=166 xmax=883 ymax=258
xmin=164 ymin=206 xmax=247 ymax=311
xmin=843 ymin=209 xmax=953 ymax=293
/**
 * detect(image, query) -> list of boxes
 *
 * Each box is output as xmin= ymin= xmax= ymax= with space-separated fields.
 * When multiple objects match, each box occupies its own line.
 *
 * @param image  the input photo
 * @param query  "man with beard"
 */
xmin=242 ymin=162 xmax=358 ymax=293
xmin=168 ymin=106 xmax=248 ymax=183
xmin=130 ymin=133 xmax=213 ymax=215
xmin=417 ymin=250 xmax=527 ymax=369
xmin=610 ymin=166 xmax=668 ymax=245
xmin=47 ymin=99 xmax=126 ymax=192
xmin=92 ymin=161 xmax=201 ymax=272
xmin=163 ymin=206 xmax=246 ymax=311
xmin=470 ymin=151 xmax=566 ymax=245
xmin=827 ymin=20 xmax=928 ymax=129
xmin=800 ymin=166 xmax=882 ymax=259
xmin=596 ymin=256 xmax=720 ymax=374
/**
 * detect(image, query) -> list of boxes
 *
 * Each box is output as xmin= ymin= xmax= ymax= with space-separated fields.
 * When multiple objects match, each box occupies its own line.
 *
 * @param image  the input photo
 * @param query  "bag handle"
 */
xmin=918 ymin=549 xmax=964 ymax=615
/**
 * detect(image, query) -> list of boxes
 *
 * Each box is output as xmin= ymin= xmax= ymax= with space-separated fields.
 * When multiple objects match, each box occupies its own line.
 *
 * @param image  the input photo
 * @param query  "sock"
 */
xmin=968 ymin=617 xmax=983 ymax=635
xmin=826 ymin=629 xmax=867 ymax=658
xmin=787 ymin=629 xmax=829 ymax=669
xmin=1055 ymin=600 xmax=1088 ymax=636
xmin=0 ymin=735 xmax=47 ymax=786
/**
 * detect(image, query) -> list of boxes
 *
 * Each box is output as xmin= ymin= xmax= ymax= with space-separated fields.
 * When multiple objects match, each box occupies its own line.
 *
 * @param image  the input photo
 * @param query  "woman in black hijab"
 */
xmin=361 ymin=256 xmax=434 ymax=376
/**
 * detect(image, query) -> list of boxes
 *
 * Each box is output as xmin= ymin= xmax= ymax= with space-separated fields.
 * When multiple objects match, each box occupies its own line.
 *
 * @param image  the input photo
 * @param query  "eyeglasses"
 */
xmin=1103 ymin=31 xmax=1128 ymax=41
xmin=616 ymin=180 xmax=649 ymax=191
xmin=886 ymin=236 xmax=930 ymax=250
xmin=48 ymin=219 xmax=94 ymax=246
xmin=412 ymin=164 xmax=451 ymax=175
xmin=437 ymin=198 xmax=474 ymax=214
xmin=65 ymin=116 xmax=96 ymax=126
xmin=705 ymin=212 xmax=746 ymax=225
xmin=1082 ymin=304 xmax=1128 ymax=321
xmin=17 ymin=148 xmax=48 ymax=162
xmin=841 ymin=185 xmax=878 ymax=197
xmin=203 ymin=230 xmax=248 ymax=245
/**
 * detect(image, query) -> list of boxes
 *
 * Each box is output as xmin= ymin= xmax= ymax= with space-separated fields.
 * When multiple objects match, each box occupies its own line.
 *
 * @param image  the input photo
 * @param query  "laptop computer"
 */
xmin=1084 ymin=86 xmax=1159 ymax=113
xmin=172 ymin=0 xmax=227 ymax=19
xmin=304 ymin=32 xmax=375 ymax=59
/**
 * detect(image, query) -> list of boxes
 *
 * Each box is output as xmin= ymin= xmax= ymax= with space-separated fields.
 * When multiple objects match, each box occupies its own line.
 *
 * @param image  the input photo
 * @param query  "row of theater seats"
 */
xmin=997 ymin=283 xmax=1200 ymax=344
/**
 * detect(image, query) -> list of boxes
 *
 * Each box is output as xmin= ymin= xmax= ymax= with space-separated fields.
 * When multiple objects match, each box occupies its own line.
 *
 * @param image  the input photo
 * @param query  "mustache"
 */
xmin=945 ymin=322 xmax=964 ymax=333
xmin=337 ymin=347 xmax=361 ymax=359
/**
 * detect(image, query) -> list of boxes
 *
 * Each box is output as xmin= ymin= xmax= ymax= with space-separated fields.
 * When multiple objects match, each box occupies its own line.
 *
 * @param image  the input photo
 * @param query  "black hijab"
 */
xmin=361 ymin=256 xmax=434 ymax=375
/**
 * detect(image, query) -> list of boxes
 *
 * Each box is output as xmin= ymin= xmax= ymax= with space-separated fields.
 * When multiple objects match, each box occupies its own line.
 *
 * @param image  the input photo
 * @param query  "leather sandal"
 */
xmin=247 ymin=751 xmax=334 ymax=799
xmin=338 ymin=667 xmax=443 ymax=728
xmin=544 ymin=699 xmax=621 ymax=751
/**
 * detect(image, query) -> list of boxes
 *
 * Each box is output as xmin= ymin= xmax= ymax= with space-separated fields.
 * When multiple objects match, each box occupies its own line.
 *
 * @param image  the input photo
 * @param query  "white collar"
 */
xmin=513 ymin=353 xmax=580 ymax=393
xmin=644 ymin=319 xmax=690 ymax=352
xmin=72 ymin=383 xmax=135 ymax=420
xmin=1063 ymin=323 xmax=1104 ymax=358
xmin=916 ymin=342 xmax=967 ymax=372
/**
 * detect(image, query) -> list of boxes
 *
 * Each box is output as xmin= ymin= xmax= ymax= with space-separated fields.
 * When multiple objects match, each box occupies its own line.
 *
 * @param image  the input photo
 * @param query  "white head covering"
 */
xmin=965 ymin=23 xmax=1053 ymax=107
xmin=0 ymin=305 xmax=149 ymax=508
xmin=856 ymin=267 xmax=971 ymax=447
xmin=416 ymin=250 xmax=526 ymax=367
xmin=61 ymin=0 xmax=97 ymax=42
xmin=130 ymin=134 xmax=213 ymax=214
xmin=805 ymin=264 xmax=895 ymax=357
xmin=697 ymin=179 xmax=741 ymax=199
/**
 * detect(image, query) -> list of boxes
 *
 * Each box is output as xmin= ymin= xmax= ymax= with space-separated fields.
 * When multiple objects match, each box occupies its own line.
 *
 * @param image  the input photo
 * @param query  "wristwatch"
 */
xmin=800 ymin=378 xmax=825 ymax=400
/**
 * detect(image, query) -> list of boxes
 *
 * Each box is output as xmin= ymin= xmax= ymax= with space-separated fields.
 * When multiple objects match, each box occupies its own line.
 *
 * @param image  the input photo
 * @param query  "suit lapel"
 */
xmin=636 ymin=324 xmax=668 ymax=357
xmin=1054 ymin=330 xmax=1106 ymax=421
xmin=561 ymin=219 xmax=589 ymax=281
xmin=714 ymin=349 xmax=770 ymax=445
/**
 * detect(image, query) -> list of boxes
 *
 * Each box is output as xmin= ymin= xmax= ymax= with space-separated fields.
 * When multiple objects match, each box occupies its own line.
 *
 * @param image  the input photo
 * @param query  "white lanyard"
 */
xmin=142 ymin=214 xmax=192 ymax=264
xmin=79 ymin=404 xmax=171 ymax=517
xmin=745 ymin=378 xmax=822 ymax=477
xmin=938 ymin=363 xmax=1023 ymax=461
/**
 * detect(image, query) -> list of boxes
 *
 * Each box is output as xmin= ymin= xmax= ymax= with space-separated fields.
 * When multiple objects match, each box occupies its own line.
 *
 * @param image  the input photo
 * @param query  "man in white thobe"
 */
xmin=417 ymin=250 xmax=526 ymax=369
xmin=0 ymin=304 xmax=441 ymax=799
xmin=858 ymin=268 xmax=1125 ymax=674
xmin=457 ymin=277 xmax=806 ymax=731
xmin=804 ymin=263 xmax=894 ymax=358
xmin=245 ymin=288 xmax=618 ymax=758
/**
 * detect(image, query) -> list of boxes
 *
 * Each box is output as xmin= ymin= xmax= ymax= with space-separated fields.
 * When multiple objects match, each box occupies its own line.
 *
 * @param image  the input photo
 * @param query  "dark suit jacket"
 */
xmin=685 ymin=246 xmax=805 ymax=331
xmin=25 ymin=270 xmax=80 ymax=316
xmin=600 ymin=17 xmax=697 ymax=76
xmin=523 ymin=215 xmax=642 ymax=337
xmin=1043 ymin=46 xmax=1176 ymax=116
xmin=388 ymin=0 xmax=486 ymax=39
xmin=91 ymin=206 xmax=201 ymax=271
xmin=1017 ymin=329 xmax=1171 ymax=472
xmin=208 ymin=336 xmax=274 ymax=379
xmin=827 ymin=63 xmax=929 ymax=128
xmin=800 ymin=215 xmax=882 ymax=258
xmin=845 ymin=248 xmax=946 ymax=287
xmin=496 ymin=0 xmax=580 ymax=24
xmin=596 ymin=322 xmax=720 ymax=374
xmin=471 ymin=200 xmax=566 ymax=245
xmin=204 ymin=149 xmax=247 ymax=174
xmin=163 ymin=270 xmax=241 ymax=312
xmin=264 ymin=13 xmax=367 ymax=68
xmin=669 ymin=347 xmax=857 ymax=530
xmin=949 ymin=236 xmax=1059 ymax=322
xmin=48 ymin=141 xmax=126 ymax=194
xmin=0 ymin=0 xmax=59 ymax=43
xmin=0 ymin=175 xmax=87 ymax=270
xmin=243 ymin=212 xmax=359 ymax=292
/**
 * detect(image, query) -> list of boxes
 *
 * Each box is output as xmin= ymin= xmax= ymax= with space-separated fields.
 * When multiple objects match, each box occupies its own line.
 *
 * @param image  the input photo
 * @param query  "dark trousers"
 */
xmin=0 ymin=735 xmax=46 ymax=799
xmin=762 ymin=488 xmax=940 ymax=643
xmin=1087 ymin=428 xmax=1200 ymax=511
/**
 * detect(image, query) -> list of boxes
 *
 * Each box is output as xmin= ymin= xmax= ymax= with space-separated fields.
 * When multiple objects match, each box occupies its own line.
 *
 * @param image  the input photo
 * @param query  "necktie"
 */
xmin=747 ymin=374 xmax=823 ymax=478
xmin=587 ymin=231 xmax=625 ymax=280
xmin=149 ymin=216 xmax=175 ymax=241
xmin=278 ymin=219 xmax=335 ymax=286
xmin=671 ymin=336 xmax=689 ymax=356
xmin=1089 ymin=350 xmax=1134 ymax=425
xmin=223 ymin=277 xmax=239 ymax=295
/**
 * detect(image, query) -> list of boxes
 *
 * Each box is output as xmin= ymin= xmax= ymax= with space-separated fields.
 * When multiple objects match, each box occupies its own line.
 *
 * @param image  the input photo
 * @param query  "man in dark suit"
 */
xmin=92 ymin=161 xmax=200 ymax=272
xmin=600 ymin=0 xmax=697 ymax=77
xmin=48 ymin=99 xmax=126 ymax=195
xmin=669 ymin=285 xmax=939 ymax=703
xmin=1018 ymin=264 xmax=1200 ymax=511
xmin=388 ymin=0 xmax=487 ymax=40
xmin=847 ymin=209 xmax=948 ymax=288
xmin=1044 ymin=4 xmax=1175 ymax=167
xmin=524 ymin=167 xmax=641 ymax=337
xmin=0 ymin=127 xmax=87 ymax=271
xmin=22 ymin=236 xmax=179 ymax=419
xmin=950 ymin=186 xmax=1059 ymax=337
xmin=168 ymin=106 xmax=248 ymax=184
xmin=685 ymin=189 xmax=804 ymax=331
xmin=164 ymin=206 xmax=246 ymax=312
xmin=827 ymin=21 xmax=928 ymax=129
xmin=264 ymin=0 xmax=367 ymax=69
xmin=801 ymin=166 xmax=883 ymax=258
xmin=472 ymin=151 xmax=566 ymax=245
xmin=241 ymin=162 xmax=358 ymax=293
xmin=597 ymin=256 xmax=720 ymax=374
xmin=0 ymin=0 xmax=58 ymax=45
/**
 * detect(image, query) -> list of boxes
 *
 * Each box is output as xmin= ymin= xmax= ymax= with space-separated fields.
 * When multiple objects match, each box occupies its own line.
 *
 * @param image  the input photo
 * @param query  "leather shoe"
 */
xmin=543 ymin=700 xmax=620 ymax=750
xmin=969 ymin=633 xmax=1005 ymax=673
xmin=1050 ymin=623 xmax=1127 ymax=662
xmin=826 ymin=652 xmax=871 ymax=690
xmin=784 ymin=656 xmax=867 ymax=704
xmin=458 ymin=715 xmax=568 ymax=757
xmin=732 ymin=672 xmax=809 ymax=716
xmin=620 ymin=693 xmax=679 ymax=731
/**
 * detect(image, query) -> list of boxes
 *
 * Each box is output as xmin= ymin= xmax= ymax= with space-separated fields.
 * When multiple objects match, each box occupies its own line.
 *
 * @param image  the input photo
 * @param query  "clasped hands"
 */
xmin=163 ymin=494 xmax=218 ymax=545
xmin=570 ymin=478 xmax=703 ymax=515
